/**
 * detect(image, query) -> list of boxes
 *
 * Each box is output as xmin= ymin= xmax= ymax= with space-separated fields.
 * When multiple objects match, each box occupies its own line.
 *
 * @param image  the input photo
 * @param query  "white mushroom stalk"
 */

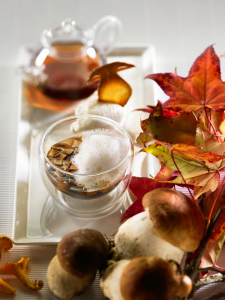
xmin=47 ymin=255 xmax=95 ymax=299
xmin=115 ymin=188 xmax=206 ymax=262
xmin=100 ymin=260 xmax=130 ymax=300
xmin=115 ymin=211 xmax=184 ymax=263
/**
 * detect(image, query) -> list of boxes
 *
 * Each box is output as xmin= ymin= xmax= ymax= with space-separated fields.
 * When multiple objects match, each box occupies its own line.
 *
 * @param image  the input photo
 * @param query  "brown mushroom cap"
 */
xmin=57 ymin=229 xmax=109 ymax=278
xmin=142 ymin=188 xmax=206 ymax=252
xmin=120 ymin=257 xmax=192 ymax=300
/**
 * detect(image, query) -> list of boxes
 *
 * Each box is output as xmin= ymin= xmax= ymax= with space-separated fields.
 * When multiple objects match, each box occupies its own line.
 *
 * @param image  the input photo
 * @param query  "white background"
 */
xmin=1 ymin=0 xmax=225 ymax=299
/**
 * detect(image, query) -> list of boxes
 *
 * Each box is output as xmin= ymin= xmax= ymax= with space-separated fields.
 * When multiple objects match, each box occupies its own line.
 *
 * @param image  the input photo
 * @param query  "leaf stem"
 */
xmin=204 ymin=106 xmax=221 ymax=144
xmin=171 ymin=149 xmax=196 ymax=204
xmin=186 ymin=208 xmax=225 ymax=284
xmin=207 ymin=174 xmax=225 ymax=227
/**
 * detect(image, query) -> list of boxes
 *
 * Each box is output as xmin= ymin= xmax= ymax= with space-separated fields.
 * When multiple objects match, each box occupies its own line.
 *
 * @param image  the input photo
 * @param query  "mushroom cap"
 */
xmin=57 ymin=229 xmax=109 ymax=278
xmin=142 ymin=188 xmax=206 ymax=252
xmin=0 ymin=236 xmax=13 ymax=260
xmin=120 ymin=257 xmax=192 ymax=300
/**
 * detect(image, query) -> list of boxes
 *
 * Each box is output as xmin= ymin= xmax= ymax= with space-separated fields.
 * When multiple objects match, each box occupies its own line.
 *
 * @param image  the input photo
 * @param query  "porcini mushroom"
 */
xmin=100 ymin=257 xmax=192 ymax=300
xmin=47 ymin=228 xmax=109 ymax=299
xmin=115 ymin=188 xmax=205 ymax=262
xmin=143 ymin=188 xmax=206 ymax=252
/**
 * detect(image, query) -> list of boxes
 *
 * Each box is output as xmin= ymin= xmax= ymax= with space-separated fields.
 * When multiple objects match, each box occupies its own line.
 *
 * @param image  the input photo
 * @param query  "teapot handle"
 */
xmin=93 ymin=16 xmax=122 ymax=55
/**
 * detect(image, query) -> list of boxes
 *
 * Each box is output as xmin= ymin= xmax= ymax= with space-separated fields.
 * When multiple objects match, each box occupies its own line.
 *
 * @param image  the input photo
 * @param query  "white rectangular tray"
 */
xmin=10 ymin=45 xmax=225 ymax=300
xmin=13 ymin=45 xmax=158 ymax=244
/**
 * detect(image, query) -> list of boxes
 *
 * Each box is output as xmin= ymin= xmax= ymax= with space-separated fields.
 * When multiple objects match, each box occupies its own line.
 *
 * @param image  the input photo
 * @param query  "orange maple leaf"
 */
xmin=146 ymin=45 xmax=225 ymax=112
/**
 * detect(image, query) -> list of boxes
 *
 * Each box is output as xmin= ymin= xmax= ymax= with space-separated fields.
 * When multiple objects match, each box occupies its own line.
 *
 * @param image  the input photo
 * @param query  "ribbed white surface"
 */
xmin=1 ymin=47 xmax=225 ymax=299
xmin=0 ymin=47 xmax=154 ymax=299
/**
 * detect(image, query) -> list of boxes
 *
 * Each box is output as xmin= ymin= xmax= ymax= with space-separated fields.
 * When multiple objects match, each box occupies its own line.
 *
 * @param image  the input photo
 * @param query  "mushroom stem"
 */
xmin=115 ymin=211 xmax=184 ymax=263
xmin=100 ymin=260 xmax=130 ymax=300
xmin=47 ymin=229 xmax=109 ymax=299
xmin=47 ymin=255 xmax=95 ymax=300
xmin=0 ymin=277 xmax=16 ymax=295
xmin=186 ymin=208 xmax=224 ymax=282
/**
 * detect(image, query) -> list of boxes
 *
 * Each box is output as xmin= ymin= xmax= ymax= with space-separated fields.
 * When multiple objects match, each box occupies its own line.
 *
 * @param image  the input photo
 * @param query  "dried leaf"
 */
xmin=195 ymin=108 xmax=224 ymax=135
xmin=199 ymin=239 xmax=219 ymax=269
xmin=89 ymin=62 xmax=135 ymax=106
xmin=142 ymin=143 xmax=224 ymax=198
xmin=141 ymin=144 xmax=210 ymax=176
xmin=138 ymin=112 xmax=197 ymax=145
xmin=173 ymin=143 xmax=225 ymax=164
xmin=155 ymin=164 xmax=174 ymax=181
xmin=136 ymin=132 xmax=154 ymax=145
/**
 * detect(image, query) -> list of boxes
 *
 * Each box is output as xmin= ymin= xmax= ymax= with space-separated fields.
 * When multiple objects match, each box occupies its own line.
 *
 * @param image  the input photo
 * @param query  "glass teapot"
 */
xmin=20 ymin=16 xmax=122 ymax=111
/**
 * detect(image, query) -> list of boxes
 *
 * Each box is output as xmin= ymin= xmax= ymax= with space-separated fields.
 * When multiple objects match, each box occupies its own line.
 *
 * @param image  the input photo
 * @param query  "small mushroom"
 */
xmin=0 ymin=235 xmax=16 ymax=295
xmin=0 ymin=277 xmax=16 ymax=295
xmin=47 ymin=229 xmax=109 ymax=299
xmin=0 ymin=235 xmax=13 ymax=260
xmin=100 ymin=257 xmax=192 ymax=300
xmin=115 ymin=188 xmax=205 ymax=262
xmin=0 ymin=256 xmax=43 ymax=291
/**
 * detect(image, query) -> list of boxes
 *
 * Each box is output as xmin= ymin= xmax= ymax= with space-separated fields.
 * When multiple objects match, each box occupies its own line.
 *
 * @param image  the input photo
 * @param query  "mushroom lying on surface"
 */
xmin=0 ymin=277 xmax=16 ymax=295
xmin=0 ymin=256 xmax=43 ymax=291
xmin=0 ymin=235 xmax=13 ymax=260
xmin=100 ymin=256 xmax=192 ymax=300
xmin=0 ymin=235 xmax=16 ymax=294
xmin=47 ymin=228 xmax=109 ymax=299
xmin=115 ymin=188 xmax=206 ymax=262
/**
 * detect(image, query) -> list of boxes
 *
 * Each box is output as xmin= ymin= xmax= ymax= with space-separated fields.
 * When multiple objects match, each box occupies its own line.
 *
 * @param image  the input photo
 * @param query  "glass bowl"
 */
xmin=39 ymin=115 xmax=134 ymax=218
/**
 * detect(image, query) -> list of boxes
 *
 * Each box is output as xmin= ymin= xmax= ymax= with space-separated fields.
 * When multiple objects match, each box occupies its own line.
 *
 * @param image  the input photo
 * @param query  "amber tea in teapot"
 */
xmin=21 ymin=17 xmax=122 ymax=111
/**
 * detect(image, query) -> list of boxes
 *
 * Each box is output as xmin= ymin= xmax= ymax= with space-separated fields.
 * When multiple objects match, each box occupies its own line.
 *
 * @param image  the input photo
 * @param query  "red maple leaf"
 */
xmin=146 ymin=45 xmax=225 ymax=112
xmin=134 ymin=100 xmax=180 ymax=117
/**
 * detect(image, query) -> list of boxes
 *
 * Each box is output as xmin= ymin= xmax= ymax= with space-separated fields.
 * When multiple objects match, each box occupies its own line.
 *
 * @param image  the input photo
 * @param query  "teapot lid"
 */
xmin=41 ymin=19 xmax=94 ymax=61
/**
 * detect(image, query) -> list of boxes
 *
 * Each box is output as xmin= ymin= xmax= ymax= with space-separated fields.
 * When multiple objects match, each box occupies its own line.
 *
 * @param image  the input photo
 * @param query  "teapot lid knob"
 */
xmin=41 ymin=18 xmax=94 ymax=57
xmin=61 ymin=18 xmax=76 ymax=33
